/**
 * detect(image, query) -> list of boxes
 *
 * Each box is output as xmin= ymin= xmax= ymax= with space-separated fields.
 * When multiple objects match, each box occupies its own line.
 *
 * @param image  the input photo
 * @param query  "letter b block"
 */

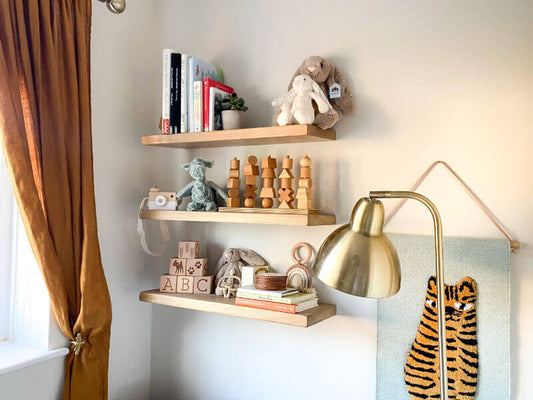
xmin=177 ymin=276 xmax=194 ymax=293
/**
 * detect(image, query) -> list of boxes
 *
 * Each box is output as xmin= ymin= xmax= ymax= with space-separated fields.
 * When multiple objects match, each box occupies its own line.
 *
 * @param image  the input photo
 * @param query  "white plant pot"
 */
xmin=222 ymin=110 xmax=246 ymax=130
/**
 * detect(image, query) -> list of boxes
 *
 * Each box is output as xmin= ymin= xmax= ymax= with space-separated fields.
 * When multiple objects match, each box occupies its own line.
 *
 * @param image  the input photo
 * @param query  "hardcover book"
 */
xmin=170 ymin=52 xmax=181 ymax=133
xmin=236 ymin=291 xmax=317 ymax=305
xmin=235 ymin=297 xmax=319 ymax=314
xmin=161 ymin=49 xmax=176 ymax=134
xmin=193 ymin=81 xmax=203 ymax=132
xmin=236 ymin=286 xmax=299 ymax=298
xmin=180 ymin=54 xmax=188 ymax=133
xmin=188 ymin=57 xmax=224 ymax=131
xmin=202 ymin=78 xmax=233 ymax=132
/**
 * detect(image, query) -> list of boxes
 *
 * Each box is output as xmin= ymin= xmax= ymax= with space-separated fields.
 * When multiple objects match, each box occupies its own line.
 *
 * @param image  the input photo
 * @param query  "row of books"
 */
xmin=235 ymin=286 xmax=319 ymax=314
xmin=161 ymin=50 xmax=234 ymax=134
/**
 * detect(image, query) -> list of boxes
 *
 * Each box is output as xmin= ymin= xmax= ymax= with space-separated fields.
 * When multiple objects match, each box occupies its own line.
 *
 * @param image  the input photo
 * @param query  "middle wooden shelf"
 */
xmin=139 ymin=209 xmax=336 ymax=226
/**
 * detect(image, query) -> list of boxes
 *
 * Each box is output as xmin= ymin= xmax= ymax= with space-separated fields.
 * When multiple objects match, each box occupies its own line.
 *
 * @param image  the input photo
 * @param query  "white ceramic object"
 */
xmin=222 ymin=110 xmax=246 ymax=130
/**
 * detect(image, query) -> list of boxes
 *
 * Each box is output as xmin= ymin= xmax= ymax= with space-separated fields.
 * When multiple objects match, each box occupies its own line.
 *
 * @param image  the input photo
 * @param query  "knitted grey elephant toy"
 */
xmin=214 ymin=248 xmax=268 ymax=296
xmin=176 ymin=158 xmax=228 ymax=211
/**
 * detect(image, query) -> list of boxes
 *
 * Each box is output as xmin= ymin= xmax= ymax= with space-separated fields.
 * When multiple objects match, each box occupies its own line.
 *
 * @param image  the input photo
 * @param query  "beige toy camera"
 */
xmin=148 ymin=186 xmax=178 ymax=210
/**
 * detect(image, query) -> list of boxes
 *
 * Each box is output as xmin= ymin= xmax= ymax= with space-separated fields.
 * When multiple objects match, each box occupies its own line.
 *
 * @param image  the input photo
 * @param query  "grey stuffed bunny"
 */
xmin=214 ymin=248 xmax=267 ymax=296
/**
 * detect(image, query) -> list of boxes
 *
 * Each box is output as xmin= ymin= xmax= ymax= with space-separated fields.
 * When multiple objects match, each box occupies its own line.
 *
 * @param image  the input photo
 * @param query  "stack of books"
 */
xmin=161 ymin=50 xmax=233 ymax=134
xmin=235 ymin=286 xmax=319 ymax=314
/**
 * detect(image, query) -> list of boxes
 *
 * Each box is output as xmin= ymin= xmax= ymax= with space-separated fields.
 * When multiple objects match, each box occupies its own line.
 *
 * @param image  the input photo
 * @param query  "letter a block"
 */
xmin=160 ymin=274 xmax=177 ymax=293
xmin=177 ymin=276 xmax=194 ymax=293
xmin=193 ymin=275 xmax=214 ymax=294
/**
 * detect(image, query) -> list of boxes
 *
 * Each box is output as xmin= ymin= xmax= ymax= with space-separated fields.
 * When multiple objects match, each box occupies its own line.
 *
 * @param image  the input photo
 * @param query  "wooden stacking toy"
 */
xmin=278 ymin=155 xmax=295 ymax=209
xmin=259 ymin=156 xmax=277 ymax=208
xmin=296 ymin=155 xmax=314 ymax=210
xmin=161 ymin=241 xmax=214 ymax=294
xmin=226 ymin=157 xmax=241 ymax=208
xmin=243 ymin=155 xmax=259 ymax=208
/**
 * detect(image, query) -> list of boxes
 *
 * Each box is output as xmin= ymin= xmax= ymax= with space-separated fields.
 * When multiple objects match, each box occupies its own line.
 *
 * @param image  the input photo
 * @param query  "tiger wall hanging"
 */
xmin=405 ymin=276 xmax=478 ymax=400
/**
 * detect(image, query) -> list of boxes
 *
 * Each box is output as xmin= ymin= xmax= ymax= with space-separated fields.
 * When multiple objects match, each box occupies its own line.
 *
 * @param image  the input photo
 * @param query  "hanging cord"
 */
xmin=384 ymin=160 xmax=520 ymax=252
xmin=137 ymin=198 xmax=170 ymax=256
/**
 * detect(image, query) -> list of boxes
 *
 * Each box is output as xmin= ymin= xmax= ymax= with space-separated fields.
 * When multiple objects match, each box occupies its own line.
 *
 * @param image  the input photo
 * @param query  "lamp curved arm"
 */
xmin=369 ymin=191 xmax=448 ymax=400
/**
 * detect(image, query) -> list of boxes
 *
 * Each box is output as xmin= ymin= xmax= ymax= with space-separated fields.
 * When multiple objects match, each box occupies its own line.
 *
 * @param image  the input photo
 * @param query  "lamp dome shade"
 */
xmin=313 ymin=198 xmax=401 ymax=298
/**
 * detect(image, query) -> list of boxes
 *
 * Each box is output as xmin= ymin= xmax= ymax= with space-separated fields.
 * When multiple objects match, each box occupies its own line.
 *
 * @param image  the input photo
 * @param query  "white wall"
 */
xmin=149 ymin=1 xmax=533 ymax=399
xmin=91 ymin=2 xmax=184 ymax=399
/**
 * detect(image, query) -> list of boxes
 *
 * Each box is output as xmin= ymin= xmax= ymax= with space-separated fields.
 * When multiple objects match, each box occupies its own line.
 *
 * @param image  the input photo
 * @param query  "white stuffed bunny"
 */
xmin=272 ymin=74 xmax=333 ymax=126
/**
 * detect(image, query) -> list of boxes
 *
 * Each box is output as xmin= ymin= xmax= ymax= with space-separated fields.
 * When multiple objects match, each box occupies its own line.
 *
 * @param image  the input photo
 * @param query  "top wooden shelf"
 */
xmin=142 ymin=125 xmax=335 ymax=149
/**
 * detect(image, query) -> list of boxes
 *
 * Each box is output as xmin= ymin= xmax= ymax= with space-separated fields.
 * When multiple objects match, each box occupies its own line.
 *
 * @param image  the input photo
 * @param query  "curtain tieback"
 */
xmin=71 ymin=333 xmax=86 ymax=355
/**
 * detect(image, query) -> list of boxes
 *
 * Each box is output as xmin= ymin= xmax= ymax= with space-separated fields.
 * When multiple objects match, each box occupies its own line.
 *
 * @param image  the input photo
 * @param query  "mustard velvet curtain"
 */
xmin=0 ymin=1 xmax=112 ymax=399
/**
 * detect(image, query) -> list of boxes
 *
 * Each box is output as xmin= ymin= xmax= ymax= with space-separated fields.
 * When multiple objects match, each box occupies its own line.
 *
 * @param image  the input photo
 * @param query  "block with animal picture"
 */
xmin=186 ymin=258 xmax=208 ymax=276
xmin=193 ymin=275 xmax=214 ymax=294
xmin=160 ymin=274 xmax=177 ymax=293
xmin=178 ymin=241 xmax=200 ymax=258
xmin=169 ymin=258 xmax=187 ymax=275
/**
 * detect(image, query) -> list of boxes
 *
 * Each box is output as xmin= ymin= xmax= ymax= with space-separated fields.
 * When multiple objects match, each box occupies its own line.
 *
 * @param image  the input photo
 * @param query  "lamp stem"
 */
xmin=369 ymin=191 xmax=448 ymax=400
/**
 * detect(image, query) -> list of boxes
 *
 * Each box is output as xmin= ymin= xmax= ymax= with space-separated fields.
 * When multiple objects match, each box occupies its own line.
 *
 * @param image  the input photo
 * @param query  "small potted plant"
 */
xmin=220 ymin=93 xmax=248 ymax=130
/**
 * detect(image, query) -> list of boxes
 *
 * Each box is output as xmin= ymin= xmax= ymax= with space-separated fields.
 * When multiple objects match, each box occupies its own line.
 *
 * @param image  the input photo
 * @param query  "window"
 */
xmin=0 ymin=141 xmax=68 ymax=374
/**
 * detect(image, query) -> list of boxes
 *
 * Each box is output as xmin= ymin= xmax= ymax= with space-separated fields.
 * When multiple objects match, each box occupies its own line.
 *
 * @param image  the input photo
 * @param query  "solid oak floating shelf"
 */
xmin=142 ymin=125 xmax=335 ymax=149
xmin=139 ymin=290 xmax=336 ymax=328
xmin=139 ymin=209 xmax=336 ymax=226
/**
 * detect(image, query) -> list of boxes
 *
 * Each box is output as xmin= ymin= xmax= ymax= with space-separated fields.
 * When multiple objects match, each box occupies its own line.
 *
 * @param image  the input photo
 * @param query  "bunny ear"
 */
xmin=181 ymin=163 xmax=191 ymax=171
xmin=204 ymin=159 xmax=215 ymax=168
xmin=311 ymin=80 xmax=322 ymax=94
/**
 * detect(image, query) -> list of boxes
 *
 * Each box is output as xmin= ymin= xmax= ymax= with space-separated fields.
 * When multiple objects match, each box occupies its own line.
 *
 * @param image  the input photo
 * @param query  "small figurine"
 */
xmin=214 ymin=248 xmax=267 ymax=296
xmin=217 ymin=268 xmax=242 ymax=298
xmin=176 ymin=158 xmax=228 ymax=211
xmin=271 ymin=74 xmax=332 ymax=126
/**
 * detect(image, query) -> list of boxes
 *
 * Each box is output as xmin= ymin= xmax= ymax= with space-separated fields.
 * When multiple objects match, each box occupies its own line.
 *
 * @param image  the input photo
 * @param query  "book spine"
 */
xmin=235 ymin=297 xmax=297 ymax=313
xmin=236 ymin=293 xmax=293 ymax=304
xmin=169 ymin=53 xmax=180 ymax=133
xmin=203 ymin=79 xmax=210 ymax=132
xmin=180 ymin=54 xmax=188 ymax=133
xmin=188 ymin=57 xmax=195 ymax=131
xmin=193 ymin=81 xmax=203 ymax=132
xmin=161 ymin=49 xmax=172 ymax=134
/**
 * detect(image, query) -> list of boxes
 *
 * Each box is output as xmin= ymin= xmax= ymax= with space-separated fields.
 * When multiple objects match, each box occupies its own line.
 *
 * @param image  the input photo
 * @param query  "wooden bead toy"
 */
xmin=259 ymin=156 xmax=277 ymax=208
xmin=296 ymin=155 xmax=314 ymax=210
xmin=243 ymin=155 xmax=259 ymax=208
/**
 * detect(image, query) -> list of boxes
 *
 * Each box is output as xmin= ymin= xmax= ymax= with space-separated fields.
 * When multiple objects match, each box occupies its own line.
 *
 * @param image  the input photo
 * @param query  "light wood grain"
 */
xmin=139 ymin=289 xmax=336 ymax=328
xmin=142 ymin=125 xmax=336 ymax=148
xmin=218 ymin=207 xmax=318 ymax=215
xmin=139 ymin=209 xmax=335 ymax=226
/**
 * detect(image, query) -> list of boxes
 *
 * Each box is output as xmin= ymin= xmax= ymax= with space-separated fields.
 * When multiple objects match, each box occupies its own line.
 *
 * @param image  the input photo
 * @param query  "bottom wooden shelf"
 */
xmin=139 ymin=289 xmax=336 ymax=328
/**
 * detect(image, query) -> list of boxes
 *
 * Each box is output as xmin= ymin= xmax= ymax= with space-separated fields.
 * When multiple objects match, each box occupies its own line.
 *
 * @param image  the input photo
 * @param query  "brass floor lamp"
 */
xmin=313 ymin=191 xmax=449 ymax=400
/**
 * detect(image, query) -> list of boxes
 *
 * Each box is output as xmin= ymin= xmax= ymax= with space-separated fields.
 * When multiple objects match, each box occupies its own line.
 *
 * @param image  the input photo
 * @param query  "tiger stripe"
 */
xmin=405 ymin=276 xmax=478 ymax=400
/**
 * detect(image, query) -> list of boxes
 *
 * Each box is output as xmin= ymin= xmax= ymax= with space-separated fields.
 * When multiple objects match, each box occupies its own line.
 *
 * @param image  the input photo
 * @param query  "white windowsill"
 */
xmin=0 ymin=343 xmax=69 ymax=376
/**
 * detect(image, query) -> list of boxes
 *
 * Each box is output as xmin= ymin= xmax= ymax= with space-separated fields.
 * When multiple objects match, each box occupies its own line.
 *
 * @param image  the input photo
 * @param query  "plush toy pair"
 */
xmin=272 ymin=56 xmax=355 ymax=129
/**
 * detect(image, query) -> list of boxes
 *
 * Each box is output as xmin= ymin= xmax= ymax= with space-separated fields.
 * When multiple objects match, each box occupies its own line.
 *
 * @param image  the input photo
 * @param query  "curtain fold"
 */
xmin=0 ymin=1 xmax=112 ymax=399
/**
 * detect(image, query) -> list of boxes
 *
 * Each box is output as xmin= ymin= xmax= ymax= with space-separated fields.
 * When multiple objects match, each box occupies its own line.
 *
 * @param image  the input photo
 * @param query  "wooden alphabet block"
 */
xmin=169 ymin=258 xmax=187 ymax=275
xmin=178 ymin=241 xmax=200 ymax=258
xmin=160 ymin=274 xmax=177 ymax=293
xmin=186 ymin=258 xmax=208 ymax=276
xmin=176 ymin=276 xmax=194 ymax=293
xmin=193 ymin=275 xmax=214 ymax=294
